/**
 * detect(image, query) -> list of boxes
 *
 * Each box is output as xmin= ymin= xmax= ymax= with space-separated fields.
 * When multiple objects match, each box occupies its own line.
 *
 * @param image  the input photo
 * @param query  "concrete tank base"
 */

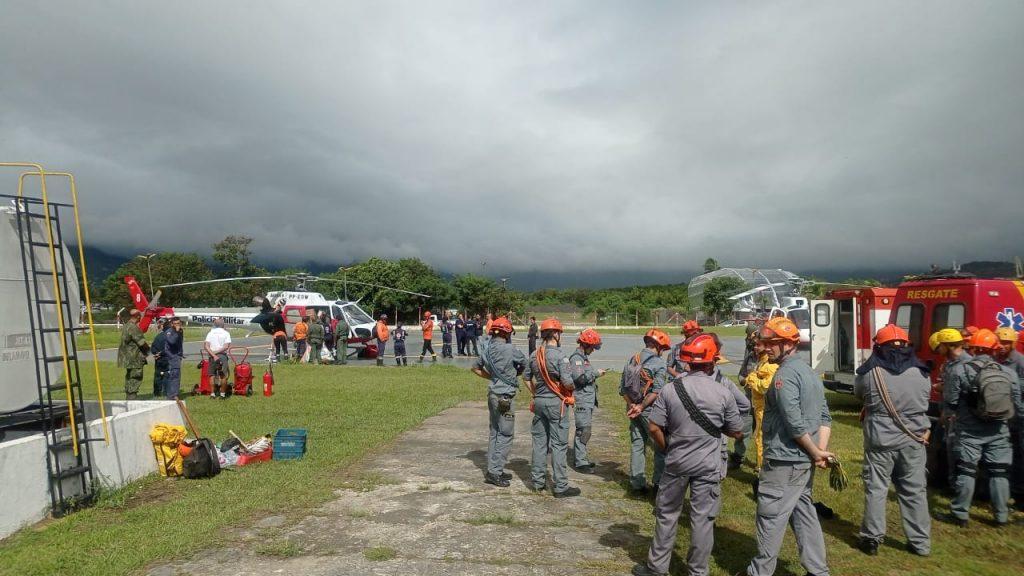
xmin=0 ymin=400 xmax=186 ymax=540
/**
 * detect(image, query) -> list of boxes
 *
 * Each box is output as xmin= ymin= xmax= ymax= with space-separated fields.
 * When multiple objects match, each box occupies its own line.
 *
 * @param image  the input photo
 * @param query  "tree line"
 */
xmin=97 ymin=239 xmax=860 ymax=322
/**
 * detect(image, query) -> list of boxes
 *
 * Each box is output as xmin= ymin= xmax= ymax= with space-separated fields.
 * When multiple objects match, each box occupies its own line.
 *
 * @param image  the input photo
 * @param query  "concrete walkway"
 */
xmin=147 ymin=401 xmax=655 ymax=576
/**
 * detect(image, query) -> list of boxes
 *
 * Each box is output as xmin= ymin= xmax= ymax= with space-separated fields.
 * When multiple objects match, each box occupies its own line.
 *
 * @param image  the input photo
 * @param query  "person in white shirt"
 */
xmin=204 ymin=318 xmax=233 ymax=399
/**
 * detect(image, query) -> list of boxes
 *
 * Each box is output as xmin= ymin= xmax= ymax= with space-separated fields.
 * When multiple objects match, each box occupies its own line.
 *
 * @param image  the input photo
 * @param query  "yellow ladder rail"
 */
xmin=20 ymin=171 xmax=109 ymax=446
xmin=3 ymin=163 xmax=79 ymax=456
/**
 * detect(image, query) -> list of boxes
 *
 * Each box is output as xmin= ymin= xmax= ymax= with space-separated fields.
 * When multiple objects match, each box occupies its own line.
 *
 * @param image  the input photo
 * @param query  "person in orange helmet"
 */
xmin=524 ymin=317 xmax=581 ymax=497
xmin=853 ymin=324 xmax=932 ymax=557
xmin=418 ymin=311 xmax=438 ymax=363
xmin=666 ymin=320 xmax=703 ymax=378
xmin=940 ymin=329 xmax=1023 ymax=528
xmin=620 ymin=328 xmax=671 ymax=495
xmin=633 ymin=333 xmax=743 ymax=576
xmin=569 ymin=328 xmax=607 ymax=472
xmin=743 ymin=317 xmax=833 ymax=576
xmin=472 ymin=316 xmax=527 ymax=487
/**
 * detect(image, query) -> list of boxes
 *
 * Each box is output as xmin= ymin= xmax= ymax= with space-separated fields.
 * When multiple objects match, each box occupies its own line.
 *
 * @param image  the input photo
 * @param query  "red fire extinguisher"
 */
xmin=263 ymin=363 xmax=274 ymax=396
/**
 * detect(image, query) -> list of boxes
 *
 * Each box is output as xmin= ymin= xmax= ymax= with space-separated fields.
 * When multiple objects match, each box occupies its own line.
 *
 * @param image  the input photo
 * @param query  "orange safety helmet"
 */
xmin=682 ymin=320 xmax=702 ymax=336
xmin=644 ymin=328 xmax=671 ymax=351
xmin=577 ymin=328 xmax=602 ymax=348
xmin=540 ymin=317 xmax=563 ymax=332
xmin=423 ymin=311 xmax=432 ymax=319
xmin=679 ymin=333 xmax=719 ymax=364
xmin=490 ymin=316 xmax=513 ymax=334
xmin=968 ymin=328 xmax=1000 ymax=351
xmin=994 ymin=327 xmax=1018 ymax=343
xmin=760 ymin=317 xmax=801 ymax=343
xmin=874 ymin=323 xmax=909 ymax=345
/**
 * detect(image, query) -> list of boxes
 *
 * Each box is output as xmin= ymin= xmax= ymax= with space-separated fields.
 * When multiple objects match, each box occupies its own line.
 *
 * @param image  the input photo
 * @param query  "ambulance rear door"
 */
xmin=810 ymin=300 xmax=836 ymax=373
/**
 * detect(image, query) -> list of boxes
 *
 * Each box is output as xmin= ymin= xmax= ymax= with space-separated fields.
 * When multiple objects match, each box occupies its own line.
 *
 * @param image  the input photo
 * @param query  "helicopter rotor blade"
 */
xmin=159 ymin=276 xmax=282 ymax=289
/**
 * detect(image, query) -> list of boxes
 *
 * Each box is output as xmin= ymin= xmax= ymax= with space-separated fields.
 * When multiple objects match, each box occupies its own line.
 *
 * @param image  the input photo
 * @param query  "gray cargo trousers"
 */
xmin=646 ymin=472 xmax=721 ymax=576
xmin=486 ymin=393 xmax=516 ymax=477
xmin=860 ymin=442 xmax=931 ymax=553
xmin=746 ymin=460 xmax=829 ymax=576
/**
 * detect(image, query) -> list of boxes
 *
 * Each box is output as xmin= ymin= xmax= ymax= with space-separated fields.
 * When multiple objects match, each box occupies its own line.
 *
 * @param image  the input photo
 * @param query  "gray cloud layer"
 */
xmin=2 ymin=1 xmax=1022 ymax=275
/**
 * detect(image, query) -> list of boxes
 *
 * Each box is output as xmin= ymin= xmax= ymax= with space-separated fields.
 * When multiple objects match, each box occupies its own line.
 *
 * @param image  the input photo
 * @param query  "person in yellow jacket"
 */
xmin=743 ymin=339 xmax=778 ymax=473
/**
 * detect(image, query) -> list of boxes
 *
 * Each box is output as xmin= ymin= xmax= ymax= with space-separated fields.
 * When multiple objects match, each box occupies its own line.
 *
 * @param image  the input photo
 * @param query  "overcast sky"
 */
xmin=2 ymin=1 xmax=1022 ymax=279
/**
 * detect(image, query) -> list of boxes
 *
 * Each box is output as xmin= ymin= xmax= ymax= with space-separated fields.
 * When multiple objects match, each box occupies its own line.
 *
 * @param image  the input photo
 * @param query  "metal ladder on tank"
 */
xmin=9 ymin=168 xmax=108 ymax=517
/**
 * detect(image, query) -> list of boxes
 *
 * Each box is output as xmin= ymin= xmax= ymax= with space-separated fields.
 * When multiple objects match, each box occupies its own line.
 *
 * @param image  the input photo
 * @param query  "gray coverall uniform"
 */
xmin=997 ymin=349 xmax=1024 ymax=504
xmin=746 ymin=355 xmax=831 ymax=576
xmin=946 ymin=353 xmax=1024 ymax=523
xmin=854 ymin=364 xmax=932 ymax=553
xmin=712 ymin=367 xmax=752 ymax=470
xmin=644 ymin=373 xmax=743 ymax=576
xmin=525 ymin=344 xmax=576 ymax=493
xmin=620 ymin=349 xmax=667 ymax=490
xmin=475 ymin=339 xmax=527 ymax=478
xmin=941 ymin=351 xmax=972 ymax=486
xmin=569 ymin=347 xmax=600 ymax=468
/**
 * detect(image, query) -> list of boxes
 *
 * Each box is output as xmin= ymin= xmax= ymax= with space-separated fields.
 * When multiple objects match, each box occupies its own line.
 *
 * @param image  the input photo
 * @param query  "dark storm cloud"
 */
xmin=2 ymin=1 xmax=1022 ymax=276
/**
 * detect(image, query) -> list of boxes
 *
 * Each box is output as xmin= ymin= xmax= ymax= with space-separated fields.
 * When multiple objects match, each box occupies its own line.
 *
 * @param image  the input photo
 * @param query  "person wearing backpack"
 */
xmin=632 ymin=334 xmax=743 ymax=576
xmin=941 ymin=329 xmax=1024 ymax=527
xmin=570 ymin=328 xmax=607 ymax=473
xmin=620 ymin=329 xmax=672 ymax=495
xmin=743 ymin=317 xmax=833 ymax=576
xmin=524 ymin=317 xmax=580 ymax=497
xmin=472 ymin=317 xmax=527 ymax=487
xmin=994 ymin=327 xmax=1024 ymax=510
xmin=853 ymin=324 xmax=932 ymax=556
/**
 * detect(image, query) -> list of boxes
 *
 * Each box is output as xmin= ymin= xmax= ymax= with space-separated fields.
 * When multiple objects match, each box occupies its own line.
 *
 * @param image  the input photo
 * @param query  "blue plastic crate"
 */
xmin=273 ymin=428 xmax=307 ymax=460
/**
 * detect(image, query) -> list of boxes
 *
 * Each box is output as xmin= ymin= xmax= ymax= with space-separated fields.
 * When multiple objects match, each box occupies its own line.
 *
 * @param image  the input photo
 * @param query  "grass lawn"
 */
xmin=0 ymin=362 xmax=480 ymax=576
xmin=75 ymin=326 xmax=249 ymax=351
xmin=3 ymin=363 xmax=1022 ymax=575
xmin=592 ymin=381 xmax=1024 ymax=576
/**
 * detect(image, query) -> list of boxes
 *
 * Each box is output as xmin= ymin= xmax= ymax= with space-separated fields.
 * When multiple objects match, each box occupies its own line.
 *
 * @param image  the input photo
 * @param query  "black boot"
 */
xmin=484 ymin=473 xmax=510 ymax=487
xmin=858 ymin=538 xmax=879 ymax=556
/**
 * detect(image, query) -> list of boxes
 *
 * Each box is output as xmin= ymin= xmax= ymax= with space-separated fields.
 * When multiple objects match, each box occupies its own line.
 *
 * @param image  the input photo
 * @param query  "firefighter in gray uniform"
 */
xmin=471 ymin=317 xmax=527 ymax=488
xmin=932 ymin=328 xmax=972 ymax=487
xmin=994 ymin=327 xmax=1024 ymax=509
xmin=569 ymin=328 xmax=607 ymax=472
xmin=620 ymin=329 xmax=672 ymax=494
xmin=711 ymin=362 xmax=752 ymax=473
xmin=941 ymin=328 xmax=1024 ymax=527
xmin=853 ymin=324 xmax=932 ymax=556
xmin=632 ymin=334 xmax=743 ymax=576
xmin=745 ymin=317 xmax=833 ymax=576
xmin=524 ymin=317 xmax=580 ymax=497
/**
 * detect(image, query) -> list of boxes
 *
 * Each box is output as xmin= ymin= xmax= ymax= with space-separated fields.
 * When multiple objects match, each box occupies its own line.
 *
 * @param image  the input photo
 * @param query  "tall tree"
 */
xmin=99 ymin=253 xmax=213 ymax=307
xmin=700 ymin=276 xmax=748 ymax=324
xmin=703 ymin=258 xmax=720 ymax=273
xmin=212 ymin=235 xmax=255 ymax=277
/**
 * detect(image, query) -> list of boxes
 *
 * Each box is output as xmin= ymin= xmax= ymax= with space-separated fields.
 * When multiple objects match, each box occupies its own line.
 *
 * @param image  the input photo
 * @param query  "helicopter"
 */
xmin=124 ymin=272 xmax=429 ymax=350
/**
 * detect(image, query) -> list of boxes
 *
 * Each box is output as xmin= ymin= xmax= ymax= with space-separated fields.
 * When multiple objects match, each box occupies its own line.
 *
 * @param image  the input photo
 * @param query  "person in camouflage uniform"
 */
xmin=117 ymin=309 xmax=149 ymax=400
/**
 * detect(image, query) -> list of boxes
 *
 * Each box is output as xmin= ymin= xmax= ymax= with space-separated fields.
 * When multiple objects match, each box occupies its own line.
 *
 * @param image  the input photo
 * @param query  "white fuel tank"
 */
xmin=1 ymin=206 xmax=81 ymax=413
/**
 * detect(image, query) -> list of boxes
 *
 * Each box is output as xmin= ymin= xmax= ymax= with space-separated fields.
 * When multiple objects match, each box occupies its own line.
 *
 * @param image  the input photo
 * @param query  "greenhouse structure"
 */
xmin=687 ymin=268 xmax=803 ymax=313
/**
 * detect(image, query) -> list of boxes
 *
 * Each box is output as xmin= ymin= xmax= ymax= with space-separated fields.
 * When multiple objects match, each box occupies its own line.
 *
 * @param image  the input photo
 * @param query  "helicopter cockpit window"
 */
xmin=339 ymin=303 xmax=374 ymax=325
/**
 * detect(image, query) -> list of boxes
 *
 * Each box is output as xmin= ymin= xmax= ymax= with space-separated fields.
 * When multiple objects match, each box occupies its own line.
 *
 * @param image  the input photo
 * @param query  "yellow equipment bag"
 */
xmin=149 ymin=423 xmax=188 ymax=477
